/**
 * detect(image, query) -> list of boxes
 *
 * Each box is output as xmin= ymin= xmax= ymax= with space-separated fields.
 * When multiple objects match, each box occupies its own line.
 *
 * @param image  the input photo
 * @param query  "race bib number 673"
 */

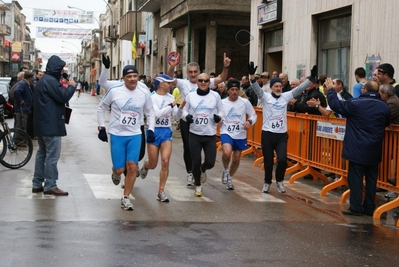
xmin=120 ymin=112 xmax=138 ymax=126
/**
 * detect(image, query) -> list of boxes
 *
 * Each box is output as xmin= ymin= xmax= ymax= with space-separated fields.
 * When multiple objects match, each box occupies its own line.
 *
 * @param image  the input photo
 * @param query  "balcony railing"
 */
xmin=119 ymin=11 xmax=142 ymax=41
xmin=0 ymin=45 xmax=10 ymax=62
xmin=0 ymin=24 xmax=11 ymax=36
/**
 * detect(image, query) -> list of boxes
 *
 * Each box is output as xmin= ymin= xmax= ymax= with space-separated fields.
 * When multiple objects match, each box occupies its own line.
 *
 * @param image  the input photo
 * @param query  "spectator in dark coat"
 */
xmin=241 ymin=75 xmax=257 ymax=106
xmin=291 ymin=79 xmax=327 ymax=115
xmin=32 ymin=55 xmax=76 ymax=196
xmin=328 ymin=80 xmax=390 ymax=216
xmin=14 ymin=71 xmax=34 ymax=135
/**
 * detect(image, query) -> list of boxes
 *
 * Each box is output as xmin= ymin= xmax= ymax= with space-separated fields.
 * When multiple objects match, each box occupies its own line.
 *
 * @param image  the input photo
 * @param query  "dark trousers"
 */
xmin=347 ymin=161 xmax=378 ymax=214
xmin=261 ymin=131 xmax=288 ymax=184
xmin=27 ymin=107 xmax=34 ymax=137
xmin=139 ymin=125 xmax=145 ymax=161
xmin=189 ymin=133 xmax=216 ymax=186
xmin=180 ymin=119 xmax=193 ymax=173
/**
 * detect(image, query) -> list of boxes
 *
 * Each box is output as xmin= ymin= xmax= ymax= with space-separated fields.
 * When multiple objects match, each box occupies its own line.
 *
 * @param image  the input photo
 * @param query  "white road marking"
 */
xmin=84 ymin=174 xmax=135 ymax=200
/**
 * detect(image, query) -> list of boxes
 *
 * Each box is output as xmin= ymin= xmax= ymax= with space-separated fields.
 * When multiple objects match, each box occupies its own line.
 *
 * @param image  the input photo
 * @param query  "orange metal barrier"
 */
xmin=242 ymin=107 xmax=263 ymax=160
xmin=373 ymin=124 xmax=399 ymax=225
xmin=287 ymin=113 xmax=348 ymax=191
xmin=240 ymin=110 xmax=399 ymax=225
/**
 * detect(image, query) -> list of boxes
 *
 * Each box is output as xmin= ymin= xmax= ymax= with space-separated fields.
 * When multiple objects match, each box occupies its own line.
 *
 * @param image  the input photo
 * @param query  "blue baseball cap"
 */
xmin=154 ymin=74 xmax=174 ymax=90
xmin=122 ymin=65 xmax=138 ymax=76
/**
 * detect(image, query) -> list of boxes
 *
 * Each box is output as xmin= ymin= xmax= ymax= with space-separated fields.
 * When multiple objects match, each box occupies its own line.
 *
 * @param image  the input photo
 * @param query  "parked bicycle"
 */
xmin=0 ymin=94 xmax=33 ymax=169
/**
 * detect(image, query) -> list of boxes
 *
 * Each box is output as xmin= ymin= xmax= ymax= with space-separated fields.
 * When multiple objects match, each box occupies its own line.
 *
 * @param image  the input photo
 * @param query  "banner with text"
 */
xmin=316 ymin=121 xmax=346 ymax=141
xmin=33 ymin=9 xmax=94 ymax=24
xmin=36 ymin=27 xmax=92 ymax=40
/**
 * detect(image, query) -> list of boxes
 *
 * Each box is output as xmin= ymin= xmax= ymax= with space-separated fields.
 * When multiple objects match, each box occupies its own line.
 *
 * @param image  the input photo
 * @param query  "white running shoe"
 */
xmin=157 ymin=191 xmax=170 ymax=202
xmin=262 ymin=183 xmax=271 ymax=193
xmin=226 ymin=175 xmax=234 ymax=190
xmin=222 ymin=170 xmax=229 ymax=184
xmin=111 ymin=173 xmax=121 ymax=185
xmin=140 ymin=165 xmax=148 ymax=179
xmin=120 ymin=197 xmax=134 ymax=210
xmin=195 ymin=185 xmax=203 ymax=197
xmin=277 ymin=182 xmax=286 ymax=193
xmin=200 ymin=170 xmax=207 ymax=183
xmin=187 ymin=173 xmax=194 ymax=186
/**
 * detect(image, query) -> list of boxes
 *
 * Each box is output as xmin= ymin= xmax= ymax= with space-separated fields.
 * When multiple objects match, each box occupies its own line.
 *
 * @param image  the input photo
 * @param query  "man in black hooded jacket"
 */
xmin=32 ymin=55 xmax=76 ymax=196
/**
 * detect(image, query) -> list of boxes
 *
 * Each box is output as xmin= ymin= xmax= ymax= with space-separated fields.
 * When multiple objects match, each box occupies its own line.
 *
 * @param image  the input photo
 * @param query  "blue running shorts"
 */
xmin=220 ymin=134 xmax=247 ymax=151
xmin=147 ymin=127 xmax=173 ymax=147
xmin=110 ymin=133 xmax=141 ymax=169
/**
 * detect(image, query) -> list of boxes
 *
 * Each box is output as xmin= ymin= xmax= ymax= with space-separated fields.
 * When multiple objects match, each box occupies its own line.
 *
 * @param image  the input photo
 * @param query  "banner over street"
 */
xmin=36 ymin=27 xmax=92 ymax=40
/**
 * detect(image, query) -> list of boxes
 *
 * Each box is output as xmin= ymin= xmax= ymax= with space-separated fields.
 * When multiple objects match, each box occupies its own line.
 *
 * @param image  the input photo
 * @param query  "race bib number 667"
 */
xmin=268 ymin=116 xmax=284 ymax=129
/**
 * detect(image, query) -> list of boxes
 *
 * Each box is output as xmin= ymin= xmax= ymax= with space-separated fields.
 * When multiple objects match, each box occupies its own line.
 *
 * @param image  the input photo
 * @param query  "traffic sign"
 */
xmin=167 ymin=51 xmax=180 ymax=65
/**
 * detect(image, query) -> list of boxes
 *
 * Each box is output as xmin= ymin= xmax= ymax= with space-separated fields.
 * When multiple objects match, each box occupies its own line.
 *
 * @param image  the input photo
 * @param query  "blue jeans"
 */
xmin=347 ymin=161 xmax=378 ymax=214
xmin=32 ymin=136 xmax=62 ymax=191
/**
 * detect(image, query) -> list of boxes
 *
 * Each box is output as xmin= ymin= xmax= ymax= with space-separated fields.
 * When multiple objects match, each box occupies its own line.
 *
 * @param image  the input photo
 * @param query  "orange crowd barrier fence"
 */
xmin=237 ymin=110 xmax=399 ymax=225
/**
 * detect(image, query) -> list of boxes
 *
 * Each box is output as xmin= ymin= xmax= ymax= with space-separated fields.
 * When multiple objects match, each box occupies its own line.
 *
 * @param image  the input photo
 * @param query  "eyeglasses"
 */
xmin=198 ymin=79 xmax=210 ymax=83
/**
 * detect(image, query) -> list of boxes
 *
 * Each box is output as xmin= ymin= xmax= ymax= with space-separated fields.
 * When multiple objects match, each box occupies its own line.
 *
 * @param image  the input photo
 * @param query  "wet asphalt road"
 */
xmin=1 ymin=92 xmax=398 ymax=267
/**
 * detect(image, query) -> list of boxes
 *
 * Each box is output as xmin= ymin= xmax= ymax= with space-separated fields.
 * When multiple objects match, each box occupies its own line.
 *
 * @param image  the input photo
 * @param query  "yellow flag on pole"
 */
xmin=131 ymin=32 xmax=137 ymax=59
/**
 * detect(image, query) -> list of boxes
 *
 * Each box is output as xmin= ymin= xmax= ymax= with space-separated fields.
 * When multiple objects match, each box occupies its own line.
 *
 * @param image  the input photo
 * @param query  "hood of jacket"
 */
xmin=45 ymin=55 xmax=65 ymax=80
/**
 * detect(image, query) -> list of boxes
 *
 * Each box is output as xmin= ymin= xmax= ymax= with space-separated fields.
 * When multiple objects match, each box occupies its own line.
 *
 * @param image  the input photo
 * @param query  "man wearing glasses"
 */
xmin=182 ymin=73 xmax=225 ymax=197
xmin=167 ymin=53 xmax=231 ymax=186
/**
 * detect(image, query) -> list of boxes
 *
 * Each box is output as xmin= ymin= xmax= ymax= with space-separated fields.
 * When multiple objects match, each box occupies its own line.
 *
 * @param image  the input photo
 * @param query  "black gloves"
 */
xmin=307 ymin=65 xmax=318 ymax=82
xmin=98 ymin=128 xmax=108 ymax=142
xmin=213 ymin=114 xmax=221 ymax=123
xmin=311 ymin=65 xmax=318 ymax=79
xmin=62 ymin=73 xmax=69 ymax=80
xmin=147 ymin=129 xmax=155 ymax=143
xmin=102 ymin=54 xmax=110 ymax=69
xmin=247 ymin=61 xmax=258 ymax=75
xmin=186 ymin=114 xmax=194 ymax=124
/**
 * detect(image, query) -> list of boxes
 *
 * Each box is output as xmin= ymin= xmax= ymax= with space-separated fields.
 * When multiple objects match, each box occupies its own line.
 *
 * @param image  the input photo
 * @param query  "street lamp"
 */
xmin=67 ymin=5 xmax=100 ymax=27
xmin=61 ymin=46 xmax=78 ymax=53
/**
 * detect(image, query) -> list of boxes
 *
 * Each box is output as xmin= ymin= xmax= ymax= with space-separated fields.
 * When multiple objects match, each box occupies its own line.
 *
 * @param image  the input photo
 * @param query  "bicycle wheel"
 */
xmin=0 ymin=128 xmax=33 ymax=169
xmin=0 ymin=133 xmax=7 ymax=160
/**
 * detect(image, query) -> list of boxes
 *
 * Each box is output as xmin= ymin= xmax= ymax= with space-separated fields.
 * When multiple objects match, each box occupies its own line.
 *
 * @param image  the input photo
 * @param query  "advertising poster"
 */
xmin=36 ymin=27 xmax=92 ymax=40
xmin=316 ymin=121 xmax=346 ymax=141
xmin=33 ymin=9 xmax=94 ymax=24
xmin=365 ymin=54 xmax=381 ymax=80
xmin=296 ymin=64 xmax=306 ymax=79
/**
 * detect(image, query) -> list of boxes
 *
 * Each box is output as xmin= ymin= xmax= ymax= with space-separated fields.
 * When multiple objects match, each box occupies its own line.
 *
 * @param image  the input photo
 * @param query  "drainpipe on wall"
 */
xmin=187 ymin=13 xmax=191 ymax=64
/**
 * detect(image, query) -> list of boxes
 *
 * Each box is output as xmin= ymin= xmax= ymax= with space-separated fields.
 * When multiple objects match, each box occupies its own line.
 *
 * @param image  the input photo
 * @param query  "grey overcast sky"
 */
xmin=13 ymin=0 xmax=107 ymax=54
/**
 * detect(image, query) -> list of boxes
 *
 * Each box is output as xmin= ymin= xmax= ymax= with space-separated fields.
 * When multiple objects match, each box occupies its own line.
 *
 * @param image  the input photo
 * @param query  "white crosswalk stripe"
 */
xmin=160 ymin=176 xmax=213 ymax=202
xmin=84 ymin=174 xmax=136 ymax=200
xmin=18 ymin=173 xmax=328 ymax=204
xmin=210 ymin=176 xmax=286 ymax=203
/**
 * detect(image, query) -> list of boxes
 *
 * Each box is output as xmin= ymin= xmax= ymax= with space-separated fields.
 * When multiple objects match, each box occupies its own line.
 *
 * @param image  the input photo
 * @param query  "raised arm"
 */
xmin=167 ymin=56 xmax=179 ymax=87
xmin=213 ymin=53 xmax=231 ymax=85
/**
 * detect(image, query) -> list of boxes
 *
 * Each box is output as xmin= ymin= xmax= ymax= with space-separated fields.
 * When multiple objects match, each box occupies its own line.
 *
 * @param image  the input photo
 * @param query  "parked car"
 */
xmin=0 ymin=82 xmax=14 ymax=118
xmin=0 ymin=77 xmax=11 ymax=84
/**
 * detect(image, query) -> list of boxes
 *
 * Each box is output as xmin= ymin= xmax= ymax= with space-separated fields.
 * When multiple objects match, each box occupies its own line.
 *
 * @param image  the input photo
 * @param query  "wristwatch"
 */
xmin=315 ymin=104 xmax=319 ymax=109
xmin=247 ymin=119 xmax=253 ymax=125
